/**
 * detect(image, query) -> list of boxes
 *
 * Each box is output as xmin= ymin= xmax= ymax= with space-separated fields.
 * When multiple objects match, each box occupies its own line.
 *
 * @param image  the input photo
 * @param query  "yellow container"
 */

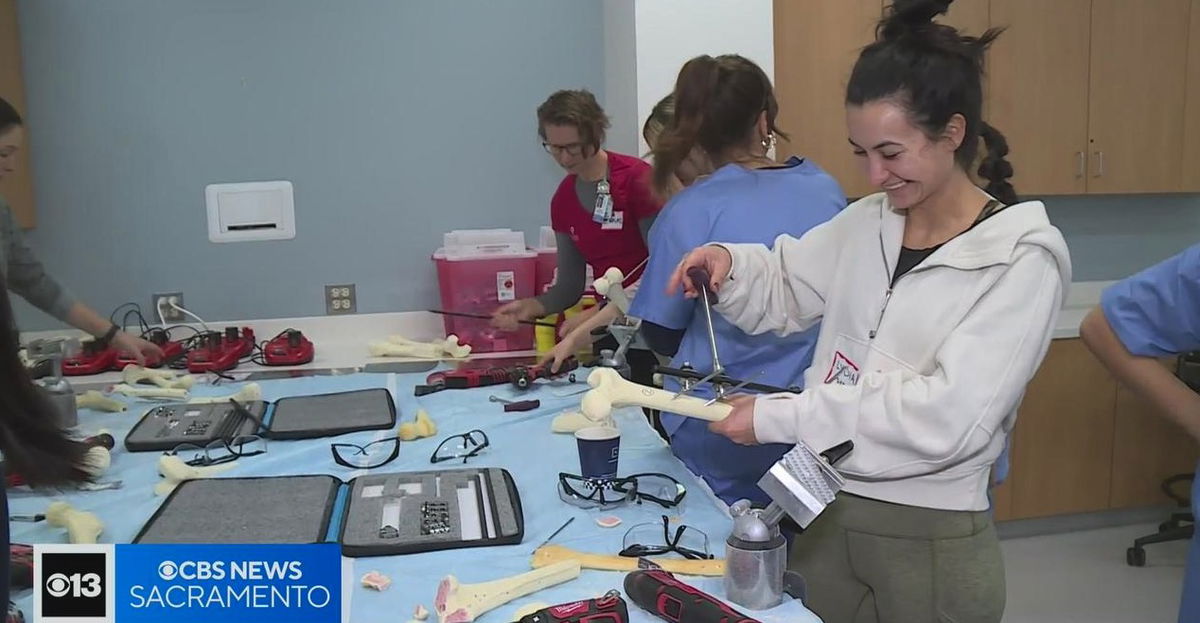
xmin=535 ymin=313 xmax=559 ymax=354
xmin=561 ymin=296 xmax=598 ymax=358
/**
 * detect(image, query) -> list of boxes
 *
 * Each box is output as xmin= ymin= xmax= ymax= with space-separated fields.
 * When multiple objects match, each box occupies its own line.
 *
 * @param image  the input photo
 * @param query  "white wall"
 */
xmin=632 ymin=0 xmax=774 ymax=155
xmin=602 ymin=0 xmax=775 ymax=157
xmin=603 ymin=0 xmax=640 ymax=156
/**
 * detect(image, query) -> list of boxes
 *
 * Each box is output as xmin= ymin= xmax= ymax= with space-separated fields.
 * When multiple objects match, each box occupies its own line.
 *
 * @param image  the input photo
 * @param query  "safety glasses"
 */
xmin=330 ymin=437 xmax=400 ymax=469
xmin=169 ymin=435 xmax=266 ymax=467
xmin=430 ymin=429 xmax=489 ymax=464
xmin=620 ymin=515 xmax=712 ymax=560
xmin=557 ymin=472 xmax=686 ymax=510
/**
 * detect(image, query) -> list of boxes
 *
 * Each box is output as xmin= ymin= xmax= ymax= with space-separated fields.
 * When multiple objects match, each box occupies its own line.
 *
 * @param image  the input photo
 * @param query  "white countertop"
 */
xmin=23 ymin=278 xmax=1110 ymax=383
xmin=1054 ymin=280 xmax=1114 ymax=340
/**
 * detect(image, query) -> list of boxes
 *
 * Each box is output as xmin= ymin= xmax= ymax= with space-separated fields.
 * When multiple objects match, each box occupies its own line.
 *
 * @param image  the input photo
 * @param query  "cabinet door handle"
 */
xmin=1076 ymin=151 xmax=1085 ymax=178
xmin=1093 ymin=150 xmax=1104 ymax=177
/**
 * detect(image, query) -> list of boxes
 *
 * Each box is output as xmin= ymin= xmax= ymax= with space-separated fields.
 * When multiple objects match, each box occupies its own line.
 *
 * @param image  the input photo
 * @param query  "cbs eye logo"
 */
xmin=40 ymin=552 xmax=107 ymax=618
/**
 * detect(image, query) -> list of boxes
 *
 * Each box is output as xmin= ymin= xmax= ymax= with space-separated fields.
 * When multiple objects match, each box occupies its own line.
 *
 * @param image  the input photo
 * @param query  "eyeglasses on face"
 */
xmin=542 ymin=141 xmax=586 ymax=157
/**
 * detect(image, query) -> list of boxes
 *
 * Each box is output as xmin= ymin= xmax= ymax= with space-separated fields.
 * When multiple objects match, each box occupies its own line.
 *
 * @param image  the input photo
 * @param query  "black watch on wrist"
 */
xmin=101 ymin=323 xmax=121 ymax=345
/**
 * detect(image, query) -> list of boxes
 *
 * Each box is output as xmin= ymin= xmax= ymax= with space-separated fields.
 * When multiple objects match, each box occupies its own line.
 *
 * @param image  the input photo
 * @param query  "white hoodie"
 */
xmin=713 ymin=192 xmax=1072 ymax=511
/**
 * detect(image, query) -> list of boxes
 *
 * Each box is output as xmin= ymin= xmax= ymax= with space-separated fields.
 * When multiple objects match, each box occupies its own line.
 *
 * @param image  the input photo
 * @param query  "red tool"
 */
xmin=186 ymin=331 xmax=242 ymax=373
xmin=509 ymin=357 xmax=580 ymax=390
xmin=114 ymin=329 xmax=185 ymax=369
xmin=263 ymin=329 xmax=315 ymax=366
xmin=62 ymin=340 xmax=118 ymax=376
xmin=415 ymin=366 xmax=512 ymax=396
xmin=624 ymin=569 xmax=760 ymax=623
xmin=513 ymin=590 xmax=628 ymax=622
xmin=224 ymin=326 xmax=256 ymax=358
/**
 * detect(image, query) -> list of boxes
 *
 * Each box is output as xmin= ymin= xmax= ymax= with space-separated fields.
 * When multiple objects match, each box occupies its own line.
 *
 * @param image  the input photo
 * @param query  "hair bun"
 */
xmin=882 ymin=0 xmax=953 ymax=38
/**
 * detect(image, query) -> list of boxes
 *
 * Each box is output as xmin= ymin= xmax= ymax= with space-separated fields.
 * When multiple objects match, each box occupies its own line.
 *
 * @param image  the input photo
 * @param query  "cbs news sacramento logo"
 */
xmin=33 ymin=543 xmax=341 ymax=623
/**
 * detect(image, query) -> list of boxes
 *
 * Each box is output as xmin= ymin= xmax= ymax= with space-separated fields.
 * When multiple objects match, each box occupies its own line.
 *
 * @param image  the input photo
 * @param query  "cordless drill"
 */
xmin=624 ymin=569 xmax=761 ymax=623
xmin=513 ymin=591 xmax=628 ymax=623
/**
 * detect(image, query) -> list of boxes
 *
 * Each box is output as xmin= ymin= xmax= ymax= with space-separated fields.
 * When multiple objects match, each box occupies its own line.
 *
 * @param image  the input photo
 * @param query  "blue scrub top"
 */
xmin=629 ymin=156 xmax=844 ymax=505
xmin=1100 ymin=242 xmax=1200 ymax=623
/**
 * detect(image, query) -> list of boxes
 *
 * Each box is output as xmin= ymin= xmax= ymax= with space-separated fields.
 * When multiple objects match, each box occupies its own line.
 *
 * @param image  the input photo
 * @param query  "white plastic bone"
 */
xmin=80 ymin=446 xmax=111 ymax=477
xmin=593 ymin=267 xmax=630 ymax=314
xmin=45 ymin=501 xmax=103 ymax=544
xmin=434 ymin=560 xmax=581 ymax=623
xmin=580 ymin=367 xmax=731 ymax=423
xmin=121 ymin=365 xmax=195 ymax=390
xmin=154 ymin=454 xmax=238 ymax=496
xmin=551 ymin=410 xmax=612 ymax=434
xmin=76 ymin=391 xmax=126 ymax=412
xmin=186 ymin=383 xmax=262 ymax=405
xmin=371 ymin=335 xmax=471 ymax=359
xmin=109 ymin=384 xmax=188 ymax=400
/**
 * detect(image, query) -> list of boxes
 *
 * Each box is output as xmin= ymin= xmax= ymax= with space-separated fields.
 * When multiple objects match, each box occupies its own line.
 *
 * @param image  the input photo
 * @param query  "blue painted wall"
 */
xmin=13 ymin=0 xmax=603 ymax=329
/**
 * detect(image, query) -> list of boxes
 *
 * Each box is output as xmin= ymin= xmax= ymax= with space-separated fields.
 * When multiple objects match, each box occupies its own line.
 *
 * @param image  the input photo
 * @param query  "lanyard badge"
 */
xmin=592 ymin=180 xmax=613 ymax=224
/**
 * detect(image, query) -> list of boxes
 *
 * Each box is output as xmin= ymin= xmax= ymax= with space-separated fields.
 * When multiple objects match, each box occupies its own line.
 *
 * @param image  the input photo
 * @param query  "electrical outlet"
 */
xmin=152 ymin=292 xmax=185 ymax=324
xmin=325 ymin=284 xmax=357 ymax=315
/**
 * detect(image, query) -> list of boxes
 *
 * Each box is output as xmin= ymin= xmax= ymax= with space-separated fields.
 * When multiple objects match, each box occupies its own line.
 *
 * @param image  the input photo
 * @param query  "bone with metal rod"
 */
xmin=592 ymin=267 xmax=631 ymax=315
xmin=580 ymin=367 xmax=731 ymax=423
xmin=671 ymin=267 xmax=724 ymax=399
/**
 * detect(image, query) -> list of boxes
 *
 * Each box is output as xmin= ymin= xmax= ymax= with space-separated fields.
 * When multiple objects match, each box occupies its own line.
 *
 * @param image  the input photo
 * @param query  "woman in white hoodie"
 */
xmin=670 ymin=1 xmax=1071 ymax=621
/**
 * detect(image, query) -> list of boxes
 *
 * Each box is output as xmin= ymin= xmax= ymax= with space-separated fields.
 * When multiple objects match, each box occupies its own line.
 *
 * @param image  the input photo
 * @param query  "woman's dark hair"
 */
xmin=0 ymin=278 xmax=92 ymax=488
xmin=0 ymin=96 xmax=22 ymax=135
xmin=536 ymin=89 xmax=610 ymax=155
xmin=650 ymin=54 xmax=787 ymax=196
xmin=846 ymin=0 xmax=1017 ymax=205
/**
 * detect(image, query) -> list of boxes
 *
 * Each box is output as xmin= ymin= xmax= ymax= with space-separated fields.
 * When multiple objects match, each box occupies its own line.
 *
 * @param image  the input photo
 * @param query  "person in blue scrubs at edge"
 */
xmin=628 ymin=53 xmax=844 ymax=506
xmin=1080 ymin=244 xmax=1200 ymax=623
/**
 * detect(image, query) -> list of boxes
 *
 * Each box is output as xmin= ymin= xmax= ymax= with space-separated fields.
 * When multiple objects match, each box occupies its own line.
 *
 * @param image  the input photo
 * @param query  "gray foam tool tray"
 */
xmin=133 ymin=475 xmax=340 ymax=544
xmin=266 ymin=388 xmax=396 ymax=440
xmin=130 ymin=468 xmax=524 ymax=557
xmin=339 ymin=467 xmax=523 ymax=556
xmin=124 ymin=401 xmax=268 ymax=452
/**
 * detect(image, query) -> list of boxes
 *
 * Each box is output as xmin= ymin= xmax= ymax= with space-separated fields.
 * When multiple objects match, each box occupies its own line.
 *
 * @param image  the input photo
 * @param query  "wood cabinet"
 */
xmin=988 ymin=0 xmax=1092 ymax=195
xmin=0 ymin=0 xmax=35 ymax=227
xmin=775 ymin=0 xmax=1200 ymax=196
xmin=1009 ymin=339 xmax=1118 ymax=519
xmin=1086 ymin=0 xmax=1191 ymax=194
xmin=1109 ymin=363 xmax=1200 ymax=508
xmin=999 ymin=340 xmax=1199 ymax=521
xmin=1183 ymin=0 xmax=1200 ymax=191
xmin=773 ymin=0 xmax=880 ymax=199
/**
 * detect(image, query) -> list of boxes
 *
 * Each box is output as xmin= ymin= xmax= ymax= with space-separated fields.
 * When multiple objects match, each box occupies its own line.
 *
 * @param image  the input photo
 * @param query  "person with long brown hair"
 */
xmin=628 ymin=54 xmax=844 ymax=506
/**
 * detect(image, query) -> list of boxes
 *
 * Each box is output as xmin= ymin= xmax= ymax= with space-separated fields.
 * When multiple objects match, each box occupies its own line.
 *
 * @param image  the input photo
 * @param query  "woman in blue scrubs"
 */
xmin=628 ymin=54 xmax=844 ymax=506
xmin=1080 ymin=243 xmax=1200 ymax=623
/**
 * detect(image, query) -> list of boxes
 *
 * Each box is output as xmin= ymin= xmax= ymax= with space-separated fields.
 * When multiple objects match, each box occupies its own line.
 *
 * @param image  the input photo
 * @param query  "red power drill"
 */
xmin=513 ymin=590 xmax=628 ymax=622
xmin=262 ymin=329 xmax=314 ymax=366
xmin=509 ymin=357 xmax=580 ymax=390
xmin=414 ymin=366 xmax=512 ymax=396
xmin=624 ymin=569 xmax=761 ymax=623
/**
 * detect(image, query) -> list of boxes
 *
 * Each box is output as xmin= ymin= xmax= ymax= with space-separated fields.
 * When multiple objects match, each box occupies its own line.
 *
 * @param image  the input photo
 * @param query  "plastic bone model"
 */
xmin=45 ymin=501 xmax=103 ymax=544
xmin=80 ymin=446 xmax=111 ymax=477
xmin=121 ymin=365 xmax=195 ymax=390
xmin=531 ymin=544 xmax=725 ymax=577
xmin=186 ymin=383 xmax=262 ymax=405
xmin=593 ymin=267 xmax=631 ymax=314
xmin=369 ymin=335 xmax=471 ymax=359
xmin=434 ymin=560 xmax=581 ymax=623
xmin=580 ymin=367 xmax=732 ymax=423
xmin=109 ymin=384 xmax=188 ymax=400
xmin=76 ymin=391 xmax=126 ymax=412
xmin=154 ymin=454 xmax=238 ymax=496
